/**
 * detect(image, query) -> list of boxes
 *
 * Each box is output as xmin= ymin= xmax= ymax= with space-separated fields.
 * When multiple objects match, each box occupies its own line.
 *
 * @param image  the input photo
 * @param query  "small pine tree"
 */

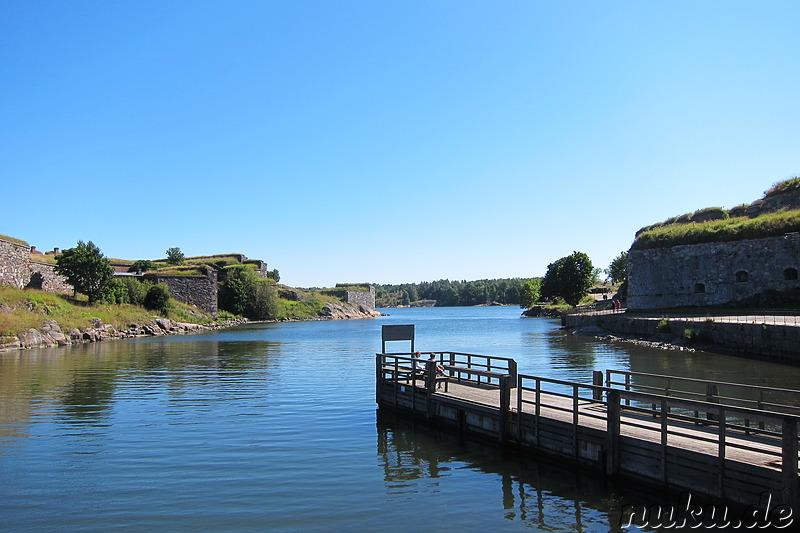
xmin=165 ymin=247 xmax=185 ymax=265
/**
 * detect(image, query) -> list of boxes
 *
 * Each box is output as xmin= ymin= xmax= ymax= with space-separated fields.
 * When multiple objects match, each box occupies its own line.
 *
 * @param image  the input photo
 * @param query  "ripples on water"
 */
xmin=3 ymin=307 xmax=800 ymax=531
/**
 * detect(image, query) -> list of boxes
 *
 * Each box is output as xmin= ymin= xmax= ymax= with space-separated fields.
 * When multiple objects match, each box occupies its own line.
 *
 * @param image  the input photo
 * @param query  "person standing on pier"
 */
xmin=426 ymin=353 xmax=447 ymax=390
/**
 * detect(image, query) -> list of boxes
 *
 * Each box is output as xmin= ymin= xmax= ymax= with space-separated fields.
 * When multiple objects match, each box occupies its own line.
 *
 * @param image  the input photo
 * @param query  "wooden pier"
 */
xmin=376 ymin=350 xmax=800 ymax=510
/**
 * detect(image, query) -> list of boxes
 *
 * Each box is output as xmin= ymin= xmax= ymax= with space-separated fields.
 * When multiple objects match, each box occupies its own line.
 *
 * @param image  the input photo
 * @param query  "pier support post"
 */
xmin=606 ymin=389 xmax=621 ymax=475
xmin=782 ymin=417 xmax=799 ymax=508
xmin=375 ymin=354 xmax=381 ymax=405
xmin=499 ymin=375 xmax=512 ymax=442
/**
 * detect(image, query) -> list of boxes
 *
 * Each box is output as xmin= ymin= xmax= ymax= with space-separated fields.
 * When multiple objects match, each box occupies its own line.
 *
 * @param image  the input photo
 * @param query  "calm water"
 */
xmin=2 ymin=306 xmax=800 ymax=532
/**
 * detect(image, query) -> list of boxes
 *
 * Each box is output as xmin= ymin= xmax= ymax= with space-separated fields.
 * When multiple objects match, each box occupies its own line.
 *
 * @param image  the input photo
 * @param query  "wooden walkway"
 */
xmin=377 ymin=351 xmax=799 ymax=509
xmin=433 ymin=381 xmax=783 ymax=471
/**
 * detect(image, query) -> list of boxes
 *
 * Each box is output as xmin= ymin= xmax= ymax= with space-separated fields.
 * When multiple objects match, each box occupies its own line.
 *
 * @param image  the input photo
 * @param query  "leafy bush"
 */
xmin=143 ymin=283 xmax=171 ymax=313
xmin=219 ymin=265 xmax=278 ymax=320
xmin=657 ymin=319 xmax=671 ymax=333
xmin=122 ymin=277 xmax=150 ymax=306
xmin=103 ymin=279 xmax=130 ymax=305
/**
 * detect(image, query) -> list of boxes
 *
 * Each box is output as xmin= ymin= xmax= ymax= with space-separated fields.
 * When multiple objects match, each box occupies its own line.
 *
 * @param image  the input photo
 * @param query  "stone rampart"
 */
xmin=142 ymin=269 xmax=218 ymax=315
xmin=28 ymin=260 xmax=71 ymax=293
xmin=332 ymin=284 xmax=376 ymax=310
xmin=0 ymin=237 xmax=70 ymax=293
xmin=243 ymin=259 xmax=269 ymax=278
xmin=0 ymin=237 xmax=32 ymax=288
xmin=344 ymin=286 xmax=376 ymax=309
xmin=628 ymin=233 xmax=800 ymax=310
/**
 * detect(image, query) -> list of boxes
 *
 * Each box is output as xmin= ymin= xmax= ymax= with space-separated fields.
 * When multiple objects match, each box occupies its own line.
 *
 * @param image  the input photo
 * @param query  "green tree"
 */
xmin=55 ymin=241 xmax=115 ymax=304
xmin=250 ymin=280 xmax=279 ymax=320
xmin=129 ymin=260 xmax=156 ymax=273
xmin=519 ymin=278 xmax=541 ymax=308
xmin=540 ymin=257 xmax=566 ymax=300
xmin=606 ymin=251 xmax=629 ymax=284
xmin=165 ymin=247 xmax=185 ymax=265
xmin=267 ymin=269 xmax=280 ymax=282
xmin=540 ymin=252 xmax=594 ymax=305
xmin=559 ymin=251 xmax=594 ymax=305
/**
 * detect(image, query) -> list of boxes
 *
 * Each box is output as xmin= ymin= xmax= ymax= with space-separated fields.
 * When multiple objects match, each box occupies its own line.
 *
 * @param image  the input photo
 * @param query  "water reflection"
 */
xmin=376 ymin=409 xmax=653 ymax=532
xmin=0 ymin=338 xmax=282 ymax=431
xmin=58 ymin=369 xmax=116 ymax=424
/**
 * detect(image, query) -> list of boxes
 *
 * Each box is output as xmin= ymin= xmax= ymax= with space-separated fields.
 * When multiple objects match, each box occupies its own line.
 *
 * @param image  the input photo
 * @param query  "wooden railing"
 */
xmin=377 ymin=351 xmax=516 ymax=388
xmin=435 ymin=351 xmax=517 ymax=388
xmin=605 ymin=369 xmax=800 ymax=433
xmin=516 ymin=372 xmax=800 ymax=501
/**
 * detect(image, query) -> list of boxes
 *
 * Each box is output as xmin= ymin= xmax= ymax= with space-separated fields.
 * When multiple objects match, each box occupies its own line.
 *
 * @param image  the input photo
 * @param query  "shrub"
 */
xmin=143 ymin=283 xmax=171 ymax=313
xmin=122 ymin=277 xmax=150 ymax=306
xmin=657 ymin=319 xmax=671 ymax=333
xmin=103 ymin=279 xmax=130 ymax=305
xmin=219 ymin=266 xmax=279 ymax=320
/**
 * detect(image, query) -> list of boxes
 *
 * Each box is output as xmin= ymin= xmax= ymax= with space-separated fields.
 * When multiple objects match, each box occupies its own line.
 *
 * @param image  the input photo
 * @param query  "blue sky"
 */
xmin=2 ymin=1 xmax=798 ymax=288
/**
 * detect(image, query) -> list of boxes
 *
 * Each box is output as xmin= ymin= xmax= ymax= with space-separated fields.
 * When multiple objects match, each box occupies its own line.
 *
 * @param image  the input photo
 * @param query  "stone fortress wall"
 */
xmin=627 ymin=233 xmax=800 ymax=310
xmin=1 ymin=237 xmax=375 ymax=318
xmin=627 ymin=184 xmax=800 ymax=310
xmin=142 ymin=270 xmax=219 ymax=315
xmin=0 ymin=237 xmax=71 ymax=293
xmin=334 ymin=283 xmax=377 ymax=310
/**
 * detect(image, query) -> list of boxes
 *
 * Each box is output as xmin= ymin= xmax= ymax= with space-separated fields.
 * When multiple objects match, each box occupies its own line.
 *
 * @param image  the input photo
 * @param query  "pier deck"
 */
xmin=377 ymin=351 xmax=799 ymax=509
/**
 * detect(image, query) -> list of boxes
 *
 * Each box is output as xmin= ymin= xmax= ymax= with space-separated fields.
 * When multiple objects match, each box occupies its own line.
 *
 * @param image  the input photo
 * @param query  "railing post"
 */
xmin=718 ymin=406 xmax=726 ymax=497
xmin=606 ymin=389 xmax=621 ymax=475
xmin=535 ymin=378 xmax=541 ymax=446
xmin=499 ymin=375 xmax=512 ymax=443
xmin=782 ymin=417 xmax=799 ymax=508
xmin=509 ymin=359 xmax=518 ymax=389
xmin=706 ymin=383 xmax=719 ymax=422
xmin=592 ymin=371 xmax=603 ymax=401
xmin=573 ymin=384 xmax=579 ymax=456
xmin=660 ymin=397 xmax=668 ymax=483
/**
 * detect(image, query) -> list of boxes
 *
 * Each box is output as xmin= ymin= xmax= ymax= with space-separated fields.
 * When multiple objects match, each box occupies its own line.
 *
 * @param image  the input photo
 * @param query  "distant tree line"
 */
xmin=375 ymin=278 xmax=533 ymax=307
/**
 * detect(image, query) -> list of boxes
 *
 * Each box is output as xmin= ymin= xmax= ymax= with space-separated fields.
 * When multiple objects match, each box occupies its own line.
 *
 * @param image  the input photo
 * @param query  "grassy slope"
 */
xmin=632 ymin=209 xmax=800 ymax=251
xmin=0 ymin=286 xmax=216 ymax=337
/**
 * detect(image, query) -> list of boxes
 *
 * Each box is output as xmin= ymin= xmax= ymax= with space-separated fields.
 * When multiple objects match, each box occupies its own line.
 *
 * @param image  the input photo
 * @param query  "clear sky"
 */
xmin=2 ymin=1 xmax=798 ymax=288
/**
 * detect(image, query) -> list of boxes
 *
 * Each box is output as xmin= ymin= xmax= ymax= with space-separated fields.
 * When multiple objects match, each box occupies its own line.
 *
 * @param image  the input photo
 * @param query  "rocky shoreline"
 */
xmin=0 ymin=317 xmax=249 ymax=352
xmin=567 ymin=324 xmax=700 ymax=352
xmin=0 ymin=300 xmax=384 ymax=352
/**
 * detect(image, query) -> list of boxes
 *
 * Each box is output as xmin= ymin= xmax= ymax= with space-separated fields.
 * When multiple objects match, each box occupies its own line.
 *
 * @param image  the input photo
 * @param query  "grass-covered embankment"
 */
xmin=633 ymin=209 xmax=800 ymax=251
xmin=633 ymin=177 xmax=800 ymax=251
xmin=0 ymin=285 xmax=216 ymax=338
